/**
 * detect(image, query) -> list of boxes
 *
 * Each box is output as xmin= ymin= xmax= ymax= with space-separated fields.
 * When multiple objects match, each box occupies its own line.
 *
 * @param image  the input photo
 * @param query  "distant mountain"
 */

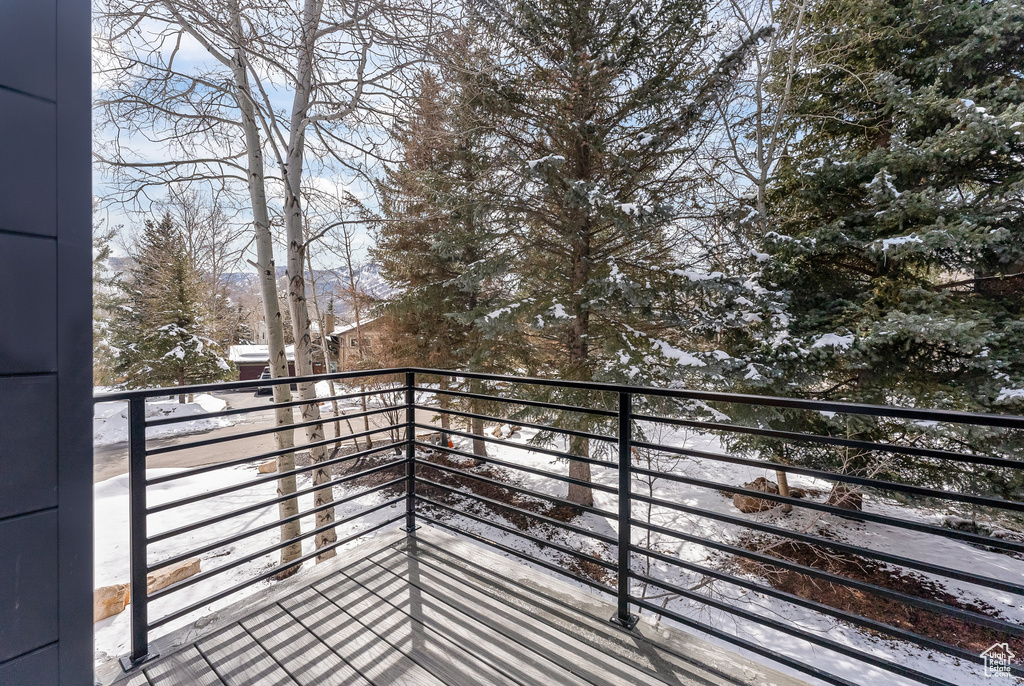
xmin=109 ymin=257 xmax=394 ymax=310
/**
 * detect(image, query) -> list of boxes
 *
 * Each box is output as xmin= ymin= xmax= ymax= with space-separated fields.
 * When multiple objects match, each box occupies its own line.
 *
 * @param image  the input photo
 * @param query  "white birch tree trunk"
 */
xmin=281 ymin=0 xmax=336 ymax=562
xmin=228 ymin=1 xmax=302 ymax=573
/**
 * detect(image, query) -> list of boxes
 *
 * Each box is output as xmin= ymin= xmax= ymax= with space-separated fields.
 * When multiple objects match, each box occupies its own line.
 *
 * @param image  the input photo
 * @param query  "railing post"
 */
xmin=121 ymin=396 xmax=158 ymax=671
xmin=404 ymin=371 xmax=418 ymax=533
xmin=612 ymin=390 xmax=638 ymax=630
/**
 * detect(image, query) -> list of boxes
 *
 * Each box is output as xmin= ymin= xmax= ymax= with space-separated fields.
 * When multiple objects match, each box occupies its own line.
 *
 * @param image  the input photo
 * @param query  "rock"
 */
xmin=416 ymin=431 xmax=441 ymax=445
xmin=825 ymin=485 xmax=863 ymax=511
xmin=733 ymin=477 xmax=780 ymax=513
xmin=147 ymin=558 xmax=201 ymax=594
xmin=257 ymin=459 xmax=277 ymax=474
xmin=94 ymin=583 xmax=130 ymax=622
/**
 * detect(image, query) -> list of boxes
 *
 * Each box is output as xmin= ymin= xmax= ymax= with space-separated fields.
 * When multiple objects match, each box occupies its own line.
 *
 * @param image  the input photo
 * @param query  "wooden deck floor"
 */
xmin=112 ymin=527 xmax=808 ymax=686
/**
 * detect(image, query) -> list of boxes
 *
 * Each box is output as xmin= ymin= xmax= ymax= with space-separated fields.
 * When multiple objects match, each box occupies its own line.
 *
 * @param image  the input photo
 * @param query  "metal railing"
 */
xmin=94 ymin=368 xmax=1024 ymax=685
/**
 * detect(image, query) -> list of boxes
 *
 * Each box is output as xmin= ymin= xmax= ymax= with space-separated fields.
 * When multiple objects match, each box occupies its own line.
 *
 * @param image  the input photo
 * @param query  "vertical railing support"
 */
xmin=120 ymin=396 xmax=158 ymax=671
xmin=404 ymin=371 xmax=418 ymax=533
xmin=612 ymin=390 xmax=638 ymax=630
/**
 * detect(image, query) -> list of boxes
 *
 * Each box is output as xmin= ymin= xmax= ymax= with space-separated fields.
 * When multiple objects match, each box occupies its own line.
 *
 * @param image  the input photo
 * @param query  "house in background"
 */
xmin=325 ymin=317 xmax=382 ymax=371
xmin=227 ymin=345 xmax=316 ymax=380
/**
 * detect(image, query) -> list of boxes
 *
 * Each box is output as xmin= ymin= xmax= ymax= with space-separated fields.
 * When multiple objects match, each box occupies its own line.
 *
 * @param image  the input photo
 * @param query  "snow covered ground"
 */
xmin=91 ymin=406 xmax=1022 ymax=685
xmin=93 ymin=462 xmax=403 ymax=666
xmin=93 ymin=393 xmax=234 ymax=447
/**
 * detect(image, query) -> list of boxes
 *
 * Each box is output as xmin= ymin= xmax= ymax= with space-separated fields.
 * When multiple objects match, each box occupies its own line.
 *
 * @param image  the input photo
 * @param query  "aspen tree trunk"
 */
xmin=342 ymin=229 xmax=373 ymax=449
xmin=228 ymin=1 xmax=302 ymax=574
xmin=306 ymin=250 xmax=343 ymax=439
xmin=282 ymin=0 xmax=336 ymax=562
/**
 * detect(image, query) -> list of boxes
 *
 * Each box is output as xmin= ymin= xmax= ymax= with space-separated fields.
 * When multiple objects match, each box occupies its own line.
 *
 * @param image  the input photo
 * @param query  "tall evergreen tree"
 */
xmin=474 ymin=0 xmax=771 ymax=504
xmin=112 ymin=214 xmax=234 ymax=399
xmin=730 ymin=0 xmax=1024 ymax=496
xmin=93 ymin=210 xmax=121 ymax=386
xmin=373 ymin=51 xmax=512 ymax=458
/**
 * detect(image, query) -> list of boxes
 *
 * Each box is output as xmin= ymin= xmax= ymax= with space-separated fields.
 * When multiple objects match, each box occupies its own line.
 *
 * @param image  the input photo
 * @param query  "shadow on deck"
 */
xmin=109 ymin=527 xmax=808 ymax=686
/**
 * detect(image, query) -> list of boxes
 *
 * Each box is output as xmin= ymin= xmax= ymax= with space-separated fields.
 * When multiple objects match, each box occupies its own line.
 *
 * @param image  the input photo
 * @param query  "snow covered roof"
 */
xmin=328 ymin=317 xmax=379 ymax=337
xmin=227 ymin=345 xmax=296 ymax=363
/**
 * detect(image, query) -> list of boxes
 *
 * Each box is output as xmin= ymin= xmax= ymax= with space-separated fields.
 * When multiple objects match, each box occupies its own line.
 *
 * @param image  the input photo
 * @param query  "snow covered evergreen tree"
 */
xmin=111 ymin=214 xmax=234 ymax=399
xmin=373 ymin=47 xmax=513 ymax=458
xmin=726 ymin=0 xmax=1024 ymax=497
xmin=93 ymin=211 xmax=121 ymax=386
xmin=471 ymin=0 xmax=772 ymax=504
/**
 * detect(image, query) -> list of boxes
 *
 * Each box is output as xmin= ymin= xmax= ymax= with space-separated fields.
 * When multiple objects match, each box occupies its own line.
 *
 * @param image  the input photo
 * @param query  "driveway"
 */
xmin=93 ymin=390 xmax=441 ymax=482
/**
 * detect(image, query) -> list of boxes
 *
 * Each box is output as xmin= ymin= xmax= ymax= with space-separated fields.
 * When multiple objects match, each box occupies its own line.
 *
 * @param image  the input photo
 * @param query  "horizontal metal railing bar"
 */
xmin=413 ymin=422 xmax=617 ymax=469
xmin=146 ymin=387 xmax=403 ymax=427
xmin=148 ymin=515 xmax=403 ymax=629
xmin=146 ymin=405 xmax=399 ymax=457
xmin=410 ymin=367 xmax=1024 ymax=429
xmin=415 ymin=404 xmax=617 ymax=443
xmin=631 ymin=518 xmax=1020 ymax=635
xmin=94 ymin=368 xmax=405 ymax=402
xmin=149 ymin=481 xmax=403 ymax=572
xmin=145 ymin=425 xmax=401 ymax=486
xmin=423 ymin=386 xmax=618 ymax=418
xmin=416 ymin=441 xmax=618 ymax=494
xmin=632 ymin=492 xmax=1024 ymax=597
xmin=416 ymin=496 xmax=616 ymax=569
xmin=631 ymin=464 xmax=1024 ymax=554
xmin=632 ymin=439 xmax=1024 ymax=514
xmin=630 ymin=544 xmax=992 ymax=668
xmin=147 ymin=455 xmax=407 ymax=544
xmin=632 ymin=572 xmax=954 ymax=686
xmin=96 ymin=367 xmax=1024 ymax=430
xmin=149 ymin=498 xmax=405 ymax=602
xmin=633 ymin=412 xmax=1024 ymax=471
xmin=414 ymin=459 xmax=617 ymax=518
xmin=148 ymin=446 xmax=406 ymax=515
xmin=416 ymin=515 xmax=612 ymax=591
xmin=415 ymin=476 xmax=619 ymax=545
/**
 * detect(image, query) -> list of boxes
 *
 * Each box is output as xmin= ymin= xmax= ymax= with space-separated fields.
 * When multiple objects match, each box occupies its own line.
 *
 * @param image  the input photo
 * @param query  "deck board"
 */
xmin=334 ymin=555 xmax=592 ymax=686
xmin=196 ymin=624 xmax=297 ymax=686
xmin=109 ymin=526 xmax=810 ymax=686
xmin=144 ymin=645 xmax=222 ymax=686
xmin=314 ymin=560 xmax=524 ymax=686
xmin=411 ymin=537 xmax=739 ymax=686
xmin=369 ymin=545 xmax=669 ymax=686
xmin=239 ymin=604 xmax=371 ymax=686
xmin=279 ymin=586 xmax=445 ymax=686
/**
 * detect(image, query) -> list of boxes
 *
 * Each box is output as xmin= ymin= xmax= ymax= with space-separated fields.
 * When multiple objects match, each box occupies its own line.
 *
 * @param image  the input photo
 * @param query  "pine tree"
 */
xmin=730 ymin=0 xmax=1024 ymax=497
xmin=111 ymin=214 xmax=234 ymax=399
xmin=93 ymin=210 xmax=121 ymax=386
xmin=373 ymin=52 xmax=512 ymax=458
xmin=472 ymin=0 xmax=772 ymax=504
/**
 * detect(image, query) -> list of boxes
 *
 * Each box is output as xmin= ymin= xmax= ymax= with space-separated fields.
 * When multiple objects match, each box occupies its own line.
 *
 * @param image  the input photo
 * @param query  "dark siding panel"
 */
xmin=55 ymin=0 xmax=94 ymax=682
xmin=0 ymin=234 xmax=57 ymax=374
xmin=0 ymin=90 xmax=57 ymax=237
xmin=0 ymin=644 xmax=59 ymax=685
xmin=0 ymin=376 xmax=58 ymax=519
xmin=0 ymin=0 xmax=56 ymax=101
xmin=0 ymin=512 xmax=59 ymax=663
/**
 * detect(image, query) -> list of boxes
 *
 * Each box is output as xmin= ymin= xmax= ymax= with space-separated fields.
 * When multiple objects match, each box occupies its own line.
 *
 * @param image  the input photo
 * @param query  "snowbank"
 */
xmin=93 ymin=464 xmax=401 ymax=665
xmin=93 ymin=394 xmax=231 ymax=447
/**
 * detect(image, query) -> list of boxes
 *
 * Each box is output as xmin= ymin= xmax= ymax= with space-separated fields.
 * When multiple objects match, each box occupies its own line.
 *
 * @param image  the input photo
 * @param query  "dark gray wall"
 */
xmin=0 ymin=0 xmax=92 ymax=683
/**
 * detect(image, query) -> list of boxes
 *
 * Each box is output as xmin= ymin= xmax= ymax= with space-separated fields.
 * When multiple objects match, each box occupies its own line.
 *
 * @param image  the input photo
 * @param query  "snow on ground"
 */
xmin=416 ymin=425 xmax=1024 ymax=686
xmin=93 ymin=463 xmax=402 ymax=665
xmin=93 ymin=394 xmax=234 ymax=447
